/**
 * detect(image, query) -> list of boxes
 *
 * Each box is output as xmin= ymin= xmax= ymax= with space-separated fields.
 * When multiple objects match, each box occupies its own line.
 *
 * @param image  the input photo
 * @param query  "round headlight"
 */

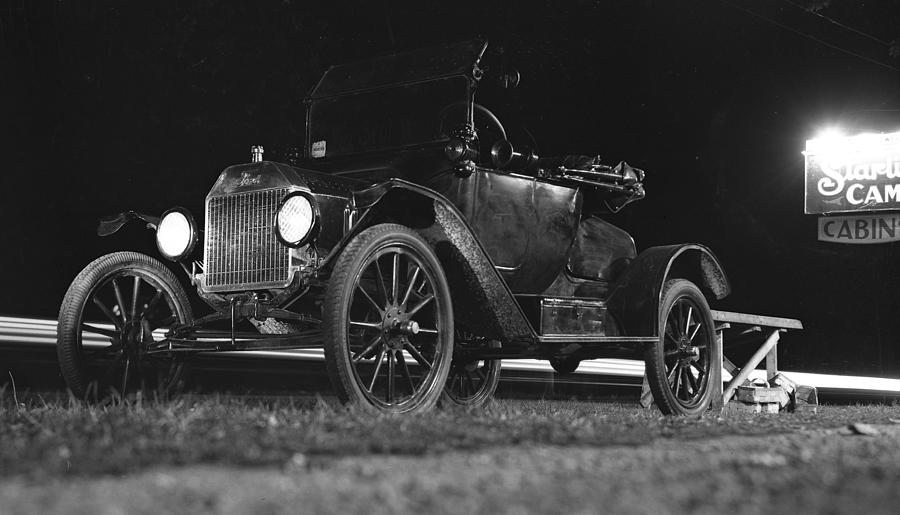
xmin=156 ymin=208 xmax=197 ymax=261
xmin=275 ymin=192 xmax=318 ymax=247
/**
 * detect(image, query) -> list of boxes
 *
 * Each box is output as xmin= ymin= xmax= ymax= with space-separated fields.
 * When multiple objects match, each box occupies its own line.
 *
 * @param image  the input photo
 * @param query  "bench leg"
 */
xmin=710 ymin=329 xmax=725 ymax=409
xmin=766 ymin=342 xmax=778 ymax=382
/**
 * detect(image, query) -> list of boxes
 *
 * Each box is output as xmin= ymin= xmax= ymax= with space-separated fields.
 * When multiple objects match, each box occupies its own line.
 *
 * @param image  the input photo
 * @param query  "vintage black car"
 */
xmin=57 ymin=40 xmax=730 ymax=415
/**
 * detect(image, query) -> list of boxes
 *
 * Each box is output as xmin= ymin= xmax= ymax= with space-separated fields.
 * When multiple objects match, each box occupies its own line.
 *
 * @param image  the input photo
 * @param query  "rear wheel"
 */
xmin=57 ymin=252 xmax=193 ymax=400
xmin=323 ymin=224 xmax=453 ymax=414
xmin=645 ymin=279 xmax=716 ymax=416
xmin=442 ymin=333 xmax=501 ymax=407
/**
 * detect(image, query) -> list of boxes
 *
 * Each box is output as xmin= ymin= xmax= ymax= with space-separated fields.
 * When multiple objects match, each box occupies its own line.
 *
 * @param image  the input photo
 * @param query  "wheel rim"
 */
xmin=77 ymin=269 xmax=187 ymax=396
xmin=445 ymin=331 xmax=499 ymax=404
xmin=346 ymin=244 xmax=449 ymax=410
xmin=661 ymin=295 xmax=711 ymax=409
xmin=446 ymin=358 xmax=498 ymax=402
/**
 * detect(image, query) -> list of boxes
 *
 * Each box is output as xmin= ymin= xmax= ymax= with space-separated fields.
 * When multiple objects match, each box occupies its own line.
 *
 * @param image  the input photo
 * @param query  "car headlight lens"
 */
xmin=156 ymin=208 xmax=197 ymax=261
xmin=276 ymin=192 xmax=318 ymax=247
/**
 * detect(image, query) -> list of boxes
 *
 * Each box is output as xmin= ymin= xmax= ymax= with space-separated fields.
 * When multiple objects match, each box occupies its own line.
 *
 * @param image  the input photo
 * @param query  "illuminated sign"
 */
xmin=818 ymin=214 xmax=900 ymax=244
xmin=804 ymin=130 xmax=900 ymax=214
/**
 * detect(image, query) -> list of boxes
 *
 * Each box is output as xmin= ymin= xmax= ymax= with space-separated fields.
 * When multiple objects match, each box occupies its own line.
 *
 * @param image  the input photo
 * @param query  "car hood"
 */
xmin=207 ymin=161 xmax=362 ymax=198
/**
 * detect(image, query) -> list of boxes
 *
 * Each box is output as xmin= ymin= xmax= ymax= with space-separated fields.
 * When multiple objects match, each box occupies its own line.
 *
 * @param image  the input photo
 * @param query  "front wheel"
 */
xmin=645 ymin=279 xmax=717 ymax=416
xmin=322 ymin=224 xmax=453 ymax=414
xmin=57 ymin=252 xmax=193 ymax=400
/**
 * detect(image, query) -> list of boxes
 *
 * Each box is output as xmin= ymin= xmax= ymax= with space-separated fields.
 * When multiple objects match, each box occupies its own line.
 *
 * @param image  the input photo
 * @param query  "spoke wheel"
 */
xmin=323 ymin=224 xmax=453 ymax=414
xmin=645 ymin=279 xmax=716 ymax=416
xmin=57 ymin=252 xmax=193 ymax=401
xmin=441 ymin=333 xmax=501 ymax=407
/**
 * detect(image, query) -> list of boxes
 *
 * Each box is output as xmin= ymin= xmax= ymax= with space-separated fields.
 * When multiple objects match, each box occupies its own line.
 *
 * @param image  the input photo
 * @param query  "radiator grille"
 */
xmin=203 ymin=188 xmax=291 ymax=292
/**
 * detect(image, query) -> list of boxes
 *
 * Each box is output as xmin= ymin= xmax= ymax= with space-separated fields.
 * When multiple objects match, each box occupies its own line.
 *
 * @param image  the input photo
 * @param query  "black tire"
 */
xmin=57 ymin=252 xmax=193 ymax=400
xmin=645 ymin=279 xmax=717 ymax=416
xmin=322 ymin=224 xmax=453 ymax=414
xmin=549 ymin=356 xmax=580 ymax=375
xmin=441 ymin=336 xmax=501 ymax=408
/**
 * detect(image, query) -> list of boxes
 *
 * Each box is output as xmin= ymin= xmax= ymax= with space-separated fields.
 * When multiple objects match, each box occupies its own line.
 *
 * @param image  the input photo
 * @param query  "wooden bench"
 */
xmin=640 ymin=310 xmax=804 ymax=410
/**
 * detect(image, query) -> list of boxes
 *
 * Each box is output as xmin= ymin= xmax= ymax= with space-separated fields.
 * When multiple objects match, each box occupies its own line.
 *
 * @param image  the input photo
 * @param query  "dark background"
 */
xmin=2 ymin=0 xmax=899 ymax=375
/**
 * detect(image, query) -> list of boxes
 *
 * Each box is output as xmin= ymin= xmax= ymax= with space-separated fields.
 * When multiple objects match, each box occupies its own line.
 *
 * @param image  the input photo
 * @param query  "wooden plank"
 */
xmin=711 ymin=310 xmax=803 ymax=330
xmin=795 ymin=385 xmax=819 ymax=405
xmin=793 ymin=385 xmax=819 ymax=413
xmin=711 ymin=327 xmax=724 ymax=409
xmin=725 ymin=401 xmax=779 ymax=414
xmin=740 ymin=326 xmax=762 ymax=336
xmin=771 ymin=373 xmax=796 ymax=395
xmin=736 ymin=386 xmax=790 ymax=406
xmin=723 ymin=356 xmax=738 ymax=375
xmin=725 ymin=400 xmax=762 ymax=413
xmin=766 ymin=344 xmax=778 ymax=381
xmin=762 ymin=402 xmax=780 ymax=414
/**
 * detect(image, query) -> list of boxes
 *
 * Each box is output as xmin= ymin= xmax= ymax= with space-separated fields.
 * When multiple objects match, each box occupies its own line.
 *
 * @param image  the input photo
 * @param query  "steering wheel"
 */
xmin=472 ymin=103 xmax=507 ymax=142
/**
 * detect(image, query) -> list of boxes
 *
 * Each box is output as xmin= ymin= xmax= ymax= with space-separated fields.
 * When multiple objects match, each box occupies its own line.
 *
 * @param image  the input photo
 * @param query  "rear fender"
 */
xmin=321 ymin=179 xmax=536 ymax=346
xmin=606 ymin=244 xmax=730 ymax=337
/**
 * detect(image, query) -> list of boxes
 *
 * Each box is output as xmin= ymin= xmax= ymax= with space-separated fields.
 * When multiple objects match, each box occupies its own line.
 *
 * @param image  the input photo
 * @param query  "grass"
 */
xmin=3 ymin=386 xmax=900 ymax=481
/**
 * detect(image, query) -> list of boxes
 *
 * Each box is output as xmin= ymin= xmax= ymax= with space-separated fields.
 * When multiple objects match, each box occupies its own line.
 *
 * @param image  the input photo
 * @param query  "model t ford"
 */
xmin=57 ymin=40 xmax=730 ymax=415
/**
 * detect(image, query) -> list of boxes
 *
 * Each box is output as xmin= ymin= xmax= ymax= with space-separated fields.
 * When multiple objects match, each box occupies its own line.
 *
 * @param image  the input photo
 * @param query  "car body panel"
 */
xmin=334 ymin=179 xmax=537 ymax=347
xmin=427 ymin=168 xmax=581 ymax=294
xmin=606 ymin=244 xmax=731 ymax=338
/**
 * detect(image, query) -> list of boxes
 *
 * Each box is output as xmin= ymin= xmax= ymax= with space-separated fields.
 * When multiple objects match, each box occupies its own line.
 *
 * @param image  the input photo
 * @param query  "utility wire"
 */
xmin=780 ymin=0 xmax=892 ymax=47
xmin=719 ymin=0 xmax=900 ymax=72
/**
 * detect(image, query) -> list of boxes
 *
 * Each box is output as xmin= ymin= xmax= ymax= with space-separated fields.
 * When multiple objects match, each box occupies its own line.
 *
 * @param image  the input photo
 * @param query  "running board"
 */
xmin=537 ymin=335 xmax=657 ymax=345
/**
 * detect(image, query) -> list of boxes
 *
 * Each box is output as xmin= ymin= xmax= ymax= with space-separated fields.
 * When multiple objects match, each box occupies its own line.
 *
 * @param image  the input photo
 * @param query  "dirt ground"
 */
xmin=4 ymin=422 xmax=900 ymax=514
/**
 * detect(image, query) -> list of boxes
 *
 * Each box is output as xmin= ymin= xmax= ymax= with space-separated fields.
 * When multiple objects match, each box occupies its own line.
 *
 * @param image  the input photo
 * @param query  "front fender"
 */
xmin=96 ymin=211 xmax=161 ymax=237
xmin=320 ymin=179 xmax=537 ymax=347
xmin=606 ymin=244 xmax=730 ymax=338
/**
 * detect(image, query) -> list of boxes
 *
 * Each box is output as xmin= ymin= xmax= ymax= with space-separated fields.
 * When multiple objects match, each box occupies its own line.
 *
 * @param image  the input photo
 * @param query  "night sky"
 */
xmin=3 ymin=1 xmax=900 ymax=375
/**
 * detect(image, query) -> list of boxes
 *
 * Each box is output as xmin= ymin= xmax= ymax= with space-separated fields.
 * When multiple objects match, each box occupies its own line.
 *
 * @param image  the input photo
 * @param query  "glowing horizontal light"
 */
xmin=734 ymin=369 xmax=900 ymax=392
xmin=5 ymin=316 xmax=900 ymax=395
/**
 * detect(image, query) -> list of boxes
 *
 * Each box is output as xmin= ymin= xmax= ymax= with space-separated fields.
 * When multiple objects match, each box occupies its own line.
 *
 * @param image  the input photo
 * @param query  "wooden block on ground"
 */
xmin=762 ymin=402 xmax=780 ymax=414
xmin=725 ymin=401 xmax=780 ymax=414
xmin=794 ymin=385 xmax=818 ymax=405
xmin=770 ymin=373 xmax=797 ymax=395
xmin=771 ymin=388 xmax=791 ymax=408
xmin=750 ymin=377 xmax=769 ymax=387
xmin=792 ymin=385 xmax=818 ymax=413
xmin=726 ymin=400 xmax=762 ymax=413
xmin=736 ymin=386 xmax=786 ymax=404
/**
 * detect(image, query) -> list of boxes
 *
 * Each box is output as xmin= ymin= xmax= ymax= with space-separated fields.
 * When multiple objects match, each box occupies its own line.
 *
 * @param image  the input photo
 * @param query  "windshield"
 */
xmin=305 ymin=40 xmax=486 ymax=159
